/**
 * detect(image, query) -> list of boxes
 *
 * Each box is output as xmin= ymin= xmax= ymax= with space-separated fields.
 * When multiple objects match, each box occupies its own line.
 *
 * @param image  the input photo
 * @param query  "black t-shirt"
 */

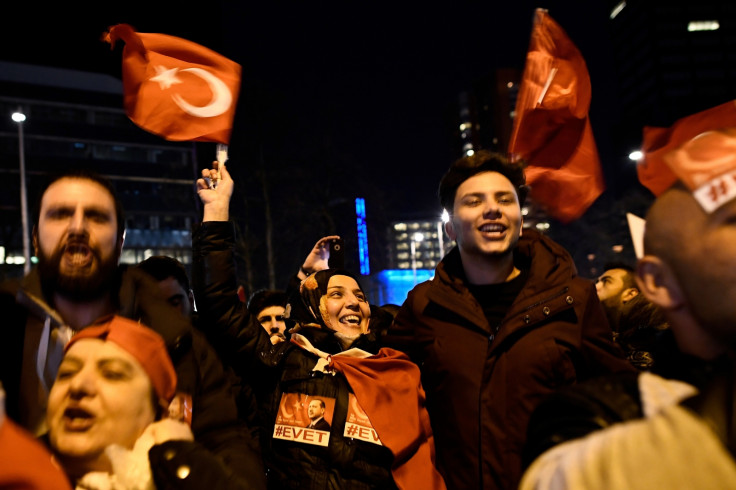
xmin=467 ymin=267 xmax=529 ymax=330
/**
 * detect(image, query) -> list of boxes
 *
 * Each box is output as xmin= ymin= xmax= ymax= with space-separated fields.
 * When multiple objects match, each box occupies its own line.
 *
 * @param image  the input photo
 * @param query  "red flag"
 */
xmin=638 ymin=100 xmax=736 ymax=196
xmin=103 ymin=24 xmax=241 ymax=144
xmin=328 ymin=348 xmax=446 ymax=490
xmin=508 ymin=9 xmax=604 ymax=223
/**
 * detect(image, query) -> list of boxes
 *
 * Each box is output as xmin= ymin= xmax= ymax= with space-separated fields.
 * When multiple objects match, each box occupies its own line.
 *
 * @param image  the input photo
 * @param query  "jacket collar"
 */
xmin=16 ymin=265 xmax=190 ymax=351
xmin=436 ymin=229 xmax=576 ymax=293
xmin=428 ymin=229 xmax=578 ymax=335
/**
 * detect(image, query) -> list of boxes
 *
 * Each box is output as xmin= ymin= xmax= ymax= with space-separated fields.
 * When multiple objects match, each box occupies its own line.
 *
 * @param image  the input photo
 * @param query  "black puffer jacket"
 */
xmin=0 ymin=265 xmax=266 ymax=489
xmin=192 ymin=221 xmax=397 ymax=490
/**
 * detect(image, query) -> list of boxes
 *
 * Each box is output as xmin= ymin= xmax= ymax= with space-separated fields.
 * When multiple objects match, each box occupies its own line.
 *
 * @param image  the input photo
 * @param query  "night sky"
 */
xmin=2 ymin=1 xmax=618 ymax=220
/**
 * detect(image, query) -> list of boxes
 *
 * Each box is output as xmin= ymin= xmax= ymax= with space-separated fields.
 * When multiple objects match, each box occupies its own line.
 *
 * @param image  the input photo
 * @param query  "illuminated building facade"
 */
xmin=387 ymin=218 xmax=453 ymax=272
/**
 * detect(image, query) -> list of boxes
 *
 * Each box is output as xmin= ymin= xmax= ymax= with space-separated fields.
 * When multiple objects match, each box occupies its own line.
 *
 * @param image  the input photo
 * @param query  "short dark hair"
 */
xmin=438 ymin=150 xmax=528 ymax=212
xmin=602 ymin=261 xmax=637 ymax=290
xmin=247 ymin=289 xmax=287 ymax=316
xmin=137 ymin=255 xmax=190 ymax=291
xmin=311 ymin=398 xmax=326 ymax=409
xmin=33 ymin=169 xmax=125 ymax=239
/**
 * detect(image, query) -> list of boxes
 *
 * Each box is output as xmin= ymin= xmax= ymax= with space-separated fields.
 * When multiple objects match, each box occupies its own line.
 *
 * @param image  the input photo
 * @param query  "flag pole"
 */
xmin=216 ymin=143 xmax=228 ymax=181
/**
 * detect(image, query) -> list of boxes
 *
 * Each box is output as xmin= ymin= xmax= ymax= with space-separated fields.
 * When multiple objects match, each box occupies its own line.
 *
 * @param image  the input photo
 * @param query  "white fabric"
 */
xmin=638 ymin=371 xmax=697 ymax=417
xmin=74 ymin=429 xmax=157 ymax=490
xmin=290 ymin=333 xmax=372 ymax=374
xmin=520 ymin=375 xmax=735 ymax=490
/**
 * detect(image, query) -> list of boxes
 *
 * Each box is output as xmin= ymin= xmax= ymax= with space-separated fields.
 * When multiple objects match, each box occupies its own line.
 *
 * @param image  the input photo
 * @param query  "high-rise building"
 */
xmin=606 ymin=1 xmax=736 ymax=154
xmin=0 ymin=61 xmax=199 ymax=279
xmin=387 ymin=218 xmax=452 ymax=272
xmin=451 ymin=68 xmax=521 ymax=158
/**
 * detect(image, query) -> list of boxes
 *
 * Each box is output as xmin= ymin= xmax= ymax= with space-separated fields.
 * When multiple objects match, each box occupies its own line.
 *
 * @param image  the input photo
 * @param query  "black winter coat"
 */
xmin=192 ymin=221 xmax=397 ymax=490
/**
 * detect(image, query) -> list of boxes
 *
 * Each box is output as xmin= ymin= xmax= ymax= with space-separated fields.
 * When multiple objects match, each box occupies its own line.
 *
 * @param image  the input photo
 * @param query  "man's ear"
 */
xmin=444 ymin=219 xmax=457 ymax=241
xmin=621 ymin=287 xmax=639 ymax=304
xmin=635 ymin=255 xmax=683 ymax=309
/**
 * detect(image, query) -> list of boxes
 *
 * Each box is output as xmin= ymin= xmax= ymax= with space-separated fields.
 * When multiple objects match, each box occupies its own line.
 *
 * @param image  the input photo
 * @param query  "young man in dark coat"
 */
xmin=388 ymin=150 xmax=633 ymax=490
xmin=0 ymin=169 xmax=265 ymax=489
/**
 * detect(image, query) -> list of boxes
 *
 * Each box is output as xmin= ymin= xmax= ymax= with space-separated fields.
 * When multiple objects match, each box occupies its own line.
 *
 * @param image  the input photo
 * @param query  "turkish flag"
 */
xmin=638 ymin=100 xmax=736 ymax=196
xmin=508 ymin=9 xmax=604 ymax=223
xmin=103 ymin=24 xmax=241 ymax=144
xmin=329 ymin=348 xmax=446 ymax=490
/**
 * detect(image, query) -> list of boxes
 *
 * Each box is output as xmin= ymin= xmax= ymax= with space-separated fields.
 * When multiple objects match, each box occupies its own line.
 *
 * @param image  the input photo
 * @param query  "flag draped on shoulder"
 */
xmin=638 ymin=100 xmax=736 ymax=197
xmin=328 ymin=348 xmax=447 ymax=490
xmin=103 ymin=23 xmax=241 ymax=144
xmin=508 ymin=8 xmax=604 ymax=223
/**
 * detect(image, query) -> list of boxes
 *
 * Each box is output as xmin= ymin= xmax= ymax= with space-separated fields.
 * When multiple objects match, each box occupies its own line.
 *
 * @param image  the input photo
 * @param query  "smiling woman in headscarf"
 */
xmin=287 ymin=269 xmax=372 ymax=349
xmin=193 ymin=163 xmax=446 ymax=490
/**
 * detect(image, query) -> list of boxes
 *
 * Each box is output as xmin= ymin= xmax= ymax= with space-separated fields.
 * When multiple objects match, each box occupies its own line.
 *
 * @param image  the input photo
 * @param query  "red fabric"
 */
xmin=103 ymin=24 xmax=241 ymax=144
xmin=508 ymin=8 xmax=604 ymax=223
xmin=66 ymin=315 xmax=177 ymax=403
xmin=638 ymin=100 xmax=736 ymax=196
xmin=328 ymin=348 xmax=446 ymax=490
xmin=0 ymin=417 xmax=72 ymax=489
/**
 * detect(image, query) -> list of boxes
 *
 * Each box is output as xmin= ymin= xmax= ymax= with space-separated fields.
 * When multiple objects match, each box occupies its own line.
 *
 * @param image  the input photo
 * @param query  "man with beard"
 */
xmin=595 ymin=262 xmax=639 ymax=314
xmin=388 ymin=150 xmax=633 ymax=490
xmin=0 ymin=170 xmax=266 ymax=489
xmin=595 ymin=262 xmax=669 ymax=370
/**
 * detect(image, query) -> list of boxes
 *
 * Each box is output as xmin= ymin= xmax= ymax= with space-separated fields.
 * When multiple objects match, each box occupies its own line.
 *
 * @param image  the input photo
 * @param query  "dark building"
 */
xmin=449 ymin=68 xmax=521 ymax=159
xmin=606 ymin=0 xmax=736 ymax=158
xmin=0 ymin=61 xmax=200 ymax=280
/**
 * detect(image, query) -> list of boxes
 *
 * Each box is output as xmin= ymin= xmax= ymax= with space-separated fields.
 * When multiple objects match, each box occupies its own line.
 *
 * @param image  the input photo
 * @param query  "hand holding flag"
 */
xmin=103 ymin=23 xmax=241 ymax=145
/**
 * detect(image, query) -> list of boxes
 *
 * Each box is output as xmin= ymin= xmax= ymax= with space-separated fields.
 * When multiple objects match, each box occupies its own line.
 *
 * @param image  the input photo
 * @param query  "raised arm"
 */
xmin=296 ymin=235 xmax=340 ymax=280
xmin=192 ymin=162 xmax=271 ymax=373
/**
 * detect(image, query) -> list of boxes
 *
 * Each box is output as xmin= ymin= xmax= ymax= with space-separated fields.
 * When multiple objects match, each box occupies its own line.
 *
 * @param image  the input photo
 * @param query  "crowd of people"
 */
xmin=1 ymin=111 xmax=736 ymax=489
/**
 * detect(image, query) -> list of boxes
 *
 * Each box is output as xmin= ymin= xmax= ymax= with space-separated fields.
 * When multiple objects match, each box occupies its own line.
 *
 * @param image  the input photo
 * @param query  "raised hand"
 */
xmin=197 ymin=161 xmax=233 ymax=222
xmin=298 ymin=235 xmax=340 ymax=279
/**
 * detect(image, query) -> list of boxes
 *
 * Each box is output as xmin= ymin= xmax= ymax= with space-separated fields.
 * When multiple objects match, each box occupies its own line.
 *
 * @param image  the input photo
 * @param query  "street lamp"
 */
xmin=628 ymin=150 xmax=643 ymax=161
xmin=410 ymin=232 xmax=424 ymax=286
xmin=12 ymin=109 xmax=30 ymax=274
xmin=438 ymin=209 xmax=450 ymax=259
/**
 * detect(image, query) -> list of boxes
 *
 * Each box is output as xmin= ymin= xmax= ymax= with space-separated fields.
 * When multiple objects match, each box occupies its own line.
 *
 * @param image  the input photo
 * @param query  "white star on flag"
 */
xmin=150 ymin=65 xmax=183 ymax=89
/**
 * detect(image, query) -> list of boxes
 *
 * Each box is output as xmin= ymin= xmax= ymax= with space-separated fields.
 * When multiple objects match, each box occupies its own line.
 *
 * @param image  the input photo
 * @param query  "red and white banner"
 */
xmin=273 ymin=392 xmax=334 ymax=447
xmin=344 ymin=393 xmax=382 ymax=446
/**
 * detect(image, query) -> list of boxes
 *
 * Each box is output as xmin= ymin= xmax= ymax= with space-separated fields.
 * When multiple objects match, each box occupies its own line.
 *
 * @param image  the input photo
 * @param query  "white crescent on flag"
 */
xmin=150 ymin=65 xmax=233 ymax=118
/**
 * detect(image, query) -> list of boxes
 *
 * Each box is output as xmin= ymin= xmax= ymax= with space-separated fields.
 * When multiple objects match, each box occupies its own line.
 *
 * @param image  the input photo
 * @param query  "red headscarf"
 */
xmin=65 ymin=315 xmax=177 ymax=404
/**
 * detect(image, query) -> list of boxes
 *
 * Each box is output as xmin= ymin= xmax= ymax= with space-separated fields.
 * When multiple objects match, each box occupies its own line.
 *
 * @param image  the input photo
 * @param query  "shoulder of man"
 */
xmin=522 ymin=370 xmax=643 ymax=469
xmin=117 ymin=265 xmax=194 ymax=353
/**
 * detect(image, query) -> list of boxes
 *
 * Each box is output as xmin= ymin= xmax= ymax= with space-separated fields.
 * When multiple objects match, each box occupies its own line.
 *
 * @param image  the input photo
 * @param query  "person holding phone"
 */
xmin=192 ymin=162 xmax=446 ymax=490
xmin=296 ymin=236 xmax=343 ymax=281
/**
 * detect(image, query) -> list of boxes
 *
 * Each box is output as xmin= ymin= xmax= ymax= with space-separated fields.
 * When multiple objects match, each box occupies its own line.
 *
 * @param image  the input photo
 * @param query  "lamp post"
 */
xmin=438 ymin=209 xmax=450 ymax=259
xmin=12 ymin=109 xmax=30 ymax=274
xmin=410 ymin=232 xmax=424 ymax=286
